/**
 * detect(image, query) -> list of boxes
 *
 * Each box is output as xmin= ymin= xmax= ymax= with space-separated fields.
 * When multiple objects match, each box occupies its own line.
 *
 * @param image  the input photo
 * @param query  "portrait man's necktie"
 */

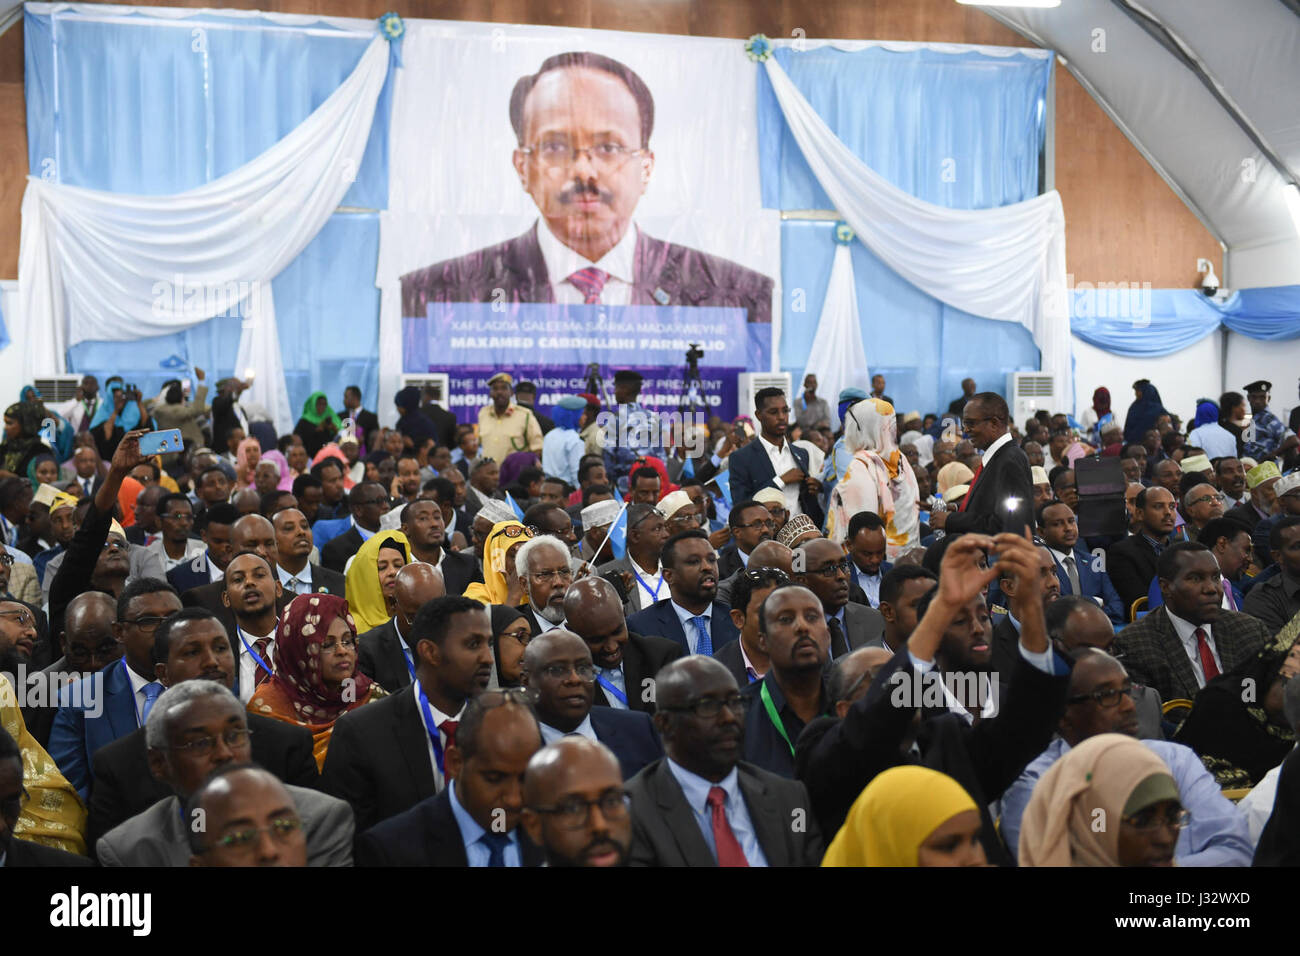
xmin=567 ymin=267 xmax=609 ymax=305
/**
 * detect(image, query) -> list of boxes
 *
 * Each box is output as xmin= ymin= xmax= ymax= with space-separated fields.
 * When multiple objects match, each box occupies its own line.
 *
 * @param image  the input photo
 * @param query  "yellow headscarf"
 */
xmin=345 ymin=530 xmax=409 ymax=632
xmin=0 ymin=675 xmax=87 ymax=855
xmin=463 ymin=520 xmax=532 ymax=605
xmin=821 ymin=766 xmax=976 ymax=867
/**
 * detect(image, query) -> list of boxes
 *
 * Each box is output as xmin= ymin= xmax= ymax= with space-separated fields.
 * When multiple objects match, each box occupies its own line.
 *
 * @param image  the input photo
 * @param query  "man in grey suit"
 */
xmin=626 ymin=657 xmax=824 ymax=866
xmin=96 ymin=681 xmax=353 ymax=866
xmin=400 ymin=52 xmax=772 ymax=324
xmin=596 ymin=504 xmax=667 ymax=615
xmin=792 ymin=538 xmax=886 ymax=657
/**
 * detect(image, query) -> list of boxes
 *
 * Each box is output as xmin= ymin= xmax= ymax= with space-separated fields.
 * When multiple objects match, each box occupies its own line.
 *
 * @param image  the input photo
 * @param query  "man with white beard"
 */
xmin=516 ymin=537 xmax=573 ymax=636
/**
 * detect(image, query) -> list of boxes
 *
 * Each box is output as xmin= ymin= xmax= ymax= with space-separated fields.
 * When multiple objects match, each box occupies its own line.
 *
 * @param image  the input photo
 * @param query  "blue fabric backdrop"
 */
xmin=23 ymin=8 xmax=390 ymax=415
xmin=760 ymin=44 xmax=1051 ymax=412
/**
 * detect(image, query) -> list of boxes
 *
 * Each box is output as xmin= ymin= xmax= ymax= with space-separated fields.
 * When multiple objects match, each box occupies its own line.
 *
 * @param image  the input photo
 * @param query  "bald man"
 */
xmin=187 ymin=765 xmax=310 ymax=867
xmin=715 ymin=539 xmax=792 ymax=609
xmin=520 ymin=737 xmax=632 ymax=868
xmin=22 ymin=591 xmax=120 ymax=749
xmin=180 ymin=514 xmax=290 ymax=644
xmin=626 ymin=656 xmax=824 ymax=866
xmin=358 ymin=562 xmax=446 ymax=691
xmin=520 ymin=630 xmax=663 ymax=779
xmin=563 ymin=577 xmax=683 ymax=715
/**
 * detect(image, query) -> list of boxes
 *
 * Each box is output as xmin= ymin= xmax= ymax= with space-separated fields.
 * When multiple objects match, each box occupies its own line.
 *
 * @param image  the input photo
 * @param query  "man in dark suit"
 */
xmin=739 ymin=585 xmax=833 ymax=779
xmin=947 ymin=378 xmax=977 ymax=416
xmin=47 ymin=578 xmax=182 ymax=799
xmin=1038 ymin=501 xmax=1125 ymax=625
xmin=417 ymin=386 xmax=458 ymax=450
xmin=1106 ymin=486 xmax=1178 ymax=613
xmin=323 ymin=596 xmax=495 ymax=832
xmin=165 ymin=503 xmax=237 ymax=595
xmin=180 ymin=513 xmax=291 ymax=669
xmin=400 ymin=52 xmax=772 ymax=325
xmin=340 ymin=385 xmax=381 ymax=452
xmin=320 ymin=482 xmax=388 ymax=574
xmin=943 ymin=392 xmax=1033 ymax=537
xmin=716 ymin=499 xmax=775 ymax=583
xmin=356 ymin=691 xmax=547 ymax=866
xmin=792 ymin=538 xmax=886 ymax=656
xmin=844 ymin=512 xmax=892 ymax=609
xmin=564 ymin=577 xmax=683 ymax=715
xmin=726 ymin=389 xmax=823 ymax=525
xmin=86 ymin=608 xmax=319 ymax=849
xmin=626 ymin=530 xmax=739 ymax=655
xmin=520 ymin=629 xmax=662 ymax=780
xmin=401 ymin=498 xmax=480 ymax=598
xmin=1242 ymin=516 xmax=1300 ymax=634
xmin=270 ymin=507 xmax=345 ymax=599
xmin=627 ymin=656 xmax=824 ymax=866
xmin=1225 ymin=463 xmax=1279 ymax=532
xmin=0 ymin=726 xmax=93 ymax=867
xmin=358 ymin=563 xmax=446 ymax=692
xmin=1115 ymin=541 xmax=1270 ymax=704
xmin=520 ymin=736 xmax=634 ymax=867
xmin=715 ymin=566 xmax=790 ymax=687
xmin=988 ymin=545 xmax=1061 ymax=684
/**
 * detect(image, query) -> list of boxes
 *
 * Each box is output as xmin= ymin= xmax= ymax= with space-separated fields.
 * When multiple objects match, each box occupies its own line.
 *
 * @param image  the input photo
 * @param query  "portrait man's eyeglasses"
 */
xmin=519 ymin=140 xmax=646 ymax=172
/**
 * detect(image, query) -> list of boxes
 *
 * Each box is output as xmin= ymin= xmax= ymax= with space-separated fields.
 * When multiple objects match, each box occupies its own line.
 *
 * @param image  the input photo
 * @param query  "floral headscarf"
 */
xmin=268 ymin=593 xmax=373 ymax=724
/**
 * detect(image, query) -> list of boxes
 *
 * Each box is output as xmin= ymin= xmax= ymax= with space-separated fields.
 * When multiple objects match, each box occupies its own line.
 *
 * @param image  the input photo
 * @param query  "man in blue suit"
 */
xmin=1037 ymin=501 xmax=1124 ymax=625
xmin=521 ymin=629 xmax=662 ymax=780
xmin=726 ymin=387 xmax=824 ymax=527
xmin=47 ymin=577 xmax=182 ymax=798
xmin=626 ymin=530 xmax=739 ymax=656
xmin=165 ymin=503 xmax=238 ymax=595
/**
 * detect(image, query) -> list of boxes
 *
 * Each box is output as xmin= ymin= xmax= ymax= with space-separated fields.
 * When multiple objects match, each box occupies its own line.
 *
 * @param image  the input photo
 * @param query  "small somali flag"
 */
xmin=159 ymin=354 xmax=188 ymax=370
xmin=505 ymin=491 xmax=526 ymax=521
xmin=680 ymin=456 xmax=695 ymax=479
xmin=712 ymin=470 xmax=732 ymax=508
xmin=607 ymin=507 xmax=628 ymax=560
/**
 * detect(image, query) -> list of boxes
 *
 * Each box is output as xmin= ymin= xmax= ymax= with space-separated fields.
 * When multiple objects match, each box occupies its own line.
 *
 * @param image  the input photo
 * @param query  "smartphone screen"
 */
xmin=139 ymin=429 xmax=184 ymax=456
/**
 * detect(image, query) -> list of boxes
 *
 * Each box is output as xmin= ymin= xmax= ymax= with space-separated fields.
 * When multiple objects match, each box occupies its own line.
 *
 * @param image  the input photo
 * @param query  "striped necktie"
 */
xmin=567 ymin=267 xmax=609 ymax=304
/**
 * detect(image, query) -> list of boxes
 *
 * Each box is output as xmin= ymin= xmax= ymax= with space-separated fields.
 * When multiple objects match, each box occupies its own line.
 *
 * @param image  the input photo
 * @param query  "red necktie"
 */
xmin=439 ymin=720 xmax=459 ymax=747
xmin=567 ymin=267 xmax=609 ymax=304
xmin=1194 ymin=627 xmax=1220 ymax=682
xmin=957 ymin=460 xmax=983 ymax=513
xmin=253 ymin=638 xmax=272 ymax=684
xmin=706 ymin=787 xmax=749 ymax=867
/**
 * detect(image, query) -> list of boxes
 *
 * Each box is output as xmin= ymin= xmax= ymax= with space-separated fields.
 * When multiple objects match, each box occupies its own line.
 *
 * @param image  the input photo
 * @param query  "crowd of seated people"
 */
xmin=4 ymin=370 xmax=1300 ymax=868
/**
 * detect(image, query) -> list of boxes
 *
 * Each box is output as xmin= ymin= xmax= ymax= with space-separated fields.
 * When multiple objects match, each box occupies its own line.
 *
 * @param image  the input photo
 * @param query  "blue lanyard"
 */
xmin=596 ymin=673 xmax=628 ymax=706
xmin=414 ymin=680 xmax=447 ymax=774
xmin=630 ymin=564 xmax=662 ymax=603
xmin=399 ymin=642 xmax=416 ymax=682
xmin=236 ymin=629 xmax=275 ymax=680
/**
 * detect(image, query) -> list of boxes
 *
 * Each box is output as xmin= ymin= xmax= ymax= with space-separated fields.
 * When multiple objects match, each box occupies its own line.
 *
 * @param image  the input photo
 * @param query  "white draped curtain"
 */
xmin=16 ymin=34 xmax=391 ymax=433
xmin=802 ymin=240 xmax=870 ymax=430
xmin=763 ymin=54 xmax=1071 ymax=408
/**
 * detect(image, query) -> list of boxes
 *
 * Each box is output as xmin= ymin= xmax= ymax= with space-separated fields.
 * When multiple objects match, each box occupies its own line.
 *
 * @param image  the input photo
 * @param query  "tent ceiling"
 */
xmin=983 ymin=0 xmax=1300 ymax=256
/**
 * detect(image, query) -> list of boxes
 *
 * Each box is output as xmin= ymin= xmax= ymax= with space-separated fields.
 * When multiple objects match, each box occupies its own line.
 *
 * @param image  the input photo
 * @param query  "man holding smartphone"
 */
xmin=943 ymin=392 xmax=1034 ymax=537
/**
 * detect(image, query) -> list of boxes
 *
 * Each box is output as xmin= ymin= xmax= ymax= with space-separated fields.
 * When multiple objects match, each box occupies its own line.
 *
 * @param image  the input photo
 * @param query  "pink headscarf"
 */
xmin=312 ymin=443 xmax=355 ymax=490
xmin=262 ymin=449 xmax=294 ymax=491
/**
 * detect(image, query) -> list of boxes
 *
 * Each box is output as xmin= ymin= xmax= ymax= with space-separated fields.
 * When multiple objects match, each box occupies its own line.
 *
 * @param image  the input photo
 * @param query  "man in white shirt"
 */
xmin=221 ymin=551 xmax=283 ymax=703
xmin=147 ymin=493 xmax=207 ymax=574
xmin=517 ymin=537 xmax=573 ymax=636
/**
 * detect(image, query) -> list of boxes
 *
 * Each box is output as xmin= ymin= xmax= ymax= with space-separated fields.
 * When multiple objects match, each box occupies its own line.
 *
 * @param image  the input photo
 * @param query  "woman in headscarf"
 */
xmin=542 ymin=396 xmax=587 ymax=488
xmin=261 ymin=449 xmax=295 ymax=492
xmin=1080 ymin=387 xmax=1114 ymax=446
xmin=1019 ymin=733 xmax=1184 ymax=867
xmin=293 ymin=391 xmax=342 ymax=459
xmin=248 ymin=593 xmax=386 ymax=771
xmin=1186 ymin=397 xmax=1239 ymax=461
xmin=827 ymin=399 xmax=920 ymax=557
xmin=19 ymin=386 xmax=74 ymax=462
xmin=116 ymin=476 xmax=145 ymax=528
xmin=822 ymin=766 xmax=986 ymax=867
xmin=499 ymin=451 xmax=540 ymax=494
xmin=344 ymin=530 xmax=409 ymax=632
xmin=1123 ymin=380 xmax=1169 ymax=446
xmin=463 ymin=520 xmax=533 ymax=606
xmin=89 ymin=380 xmax=154 ymax=460
xmin=1 ymin=401 xmax=51 ymax=478
xmin=490 ymin=604 xmax=532 ymax=688
xmin=233 ymin=436 xmax=262 ymax=491
xmin=26 ymin=452 xmax=62 ymax=489
xmin=1173 ymin=622 xmax=1300 ymax=788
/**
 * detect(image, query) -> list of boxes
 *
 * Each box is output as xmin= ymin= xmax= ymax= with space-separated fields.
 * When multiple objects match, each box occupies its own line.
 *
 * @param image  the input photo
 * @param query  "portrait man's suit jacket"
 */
xmin=400 ymin=222 xmax=773 ymax=325
xmin=590 ymin=631 xmax=684 ymax=716
xmin=726 ymin=439 xmax=824 ymax=526
xmin=166 ymin=550 xmax=218 ymax=595
xmin=355 ymin=787 xmax=545 ymax=867
xmin=47 ymin=658 xmax=142 ymax=799
xmin=942 ymin=439 xmax=1034 ymax=537
xmin=86 ymin=712 xmax=320 ymax=850
xmin=1114 ymin=606 xmax=1269 ymax=705
xmin=436 ymin=548 xmax=482 ymax=598
xmin=357 ymin=618 xmax=412 ymax=692
xmin=96 ymin=785 xmax=354 ymax=867
xmin=625 ymin=758 xmax=824 ymax=867
xmin=4 ymin=838 xmax=94 ymax=867
xmin=321 ymin=527 xmax=366 ymax=575
xmin=625 ymin=598 xmax=740 ymax=657
xmin=584 ymin=706 xmax=664 ymax=780
xmin=1105 ymin=533 xmax=1163 ymax=613
xmin=1050 ymin=545 xmax=1125 ymax=624
xmin=321 ymin=684 xmax=440 ymax=833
